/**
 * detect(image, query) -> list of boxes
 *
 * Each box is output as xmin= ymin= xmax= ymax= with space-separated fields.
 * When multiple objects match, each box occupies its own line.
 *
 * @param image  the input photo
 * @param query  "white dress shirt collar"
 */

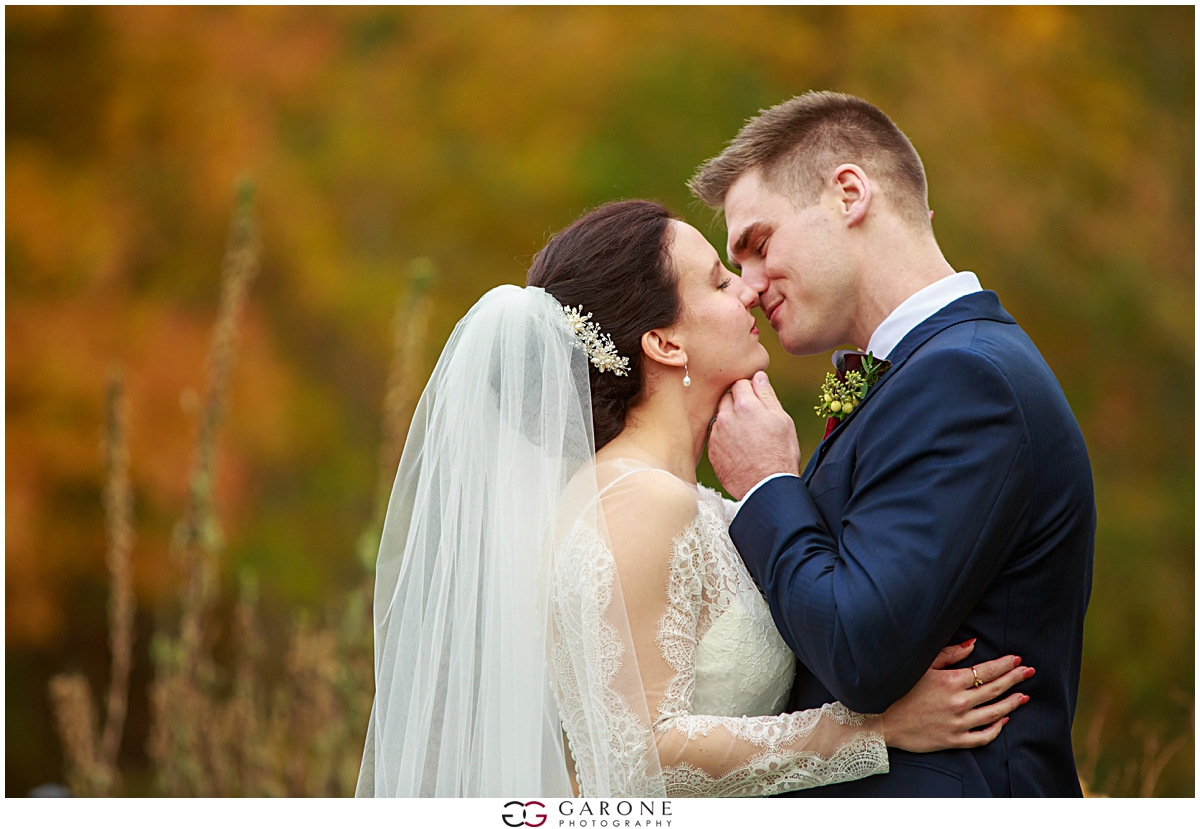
xmin=865 ymin=271 xmax=983 ymax=360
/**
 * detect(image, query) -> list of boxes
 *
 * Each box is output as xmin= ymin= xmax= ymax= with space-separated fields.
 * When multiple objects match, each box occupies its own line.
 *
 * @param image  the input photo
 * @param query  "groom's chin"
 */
xmin=779 ymin=329 xmax=842 ymax=358
xmin=779 ymin=335 xmax=822 ymax=357
xmin=772 ymin=324 xmax=805 ymax=356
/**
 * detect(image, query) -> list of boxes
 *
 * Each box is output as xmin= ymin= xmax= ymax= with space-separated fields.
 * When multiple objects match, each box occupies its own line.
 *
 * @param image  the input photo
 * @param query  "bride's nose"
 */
xmin=736 ymin=274 xmax=760 ymax=310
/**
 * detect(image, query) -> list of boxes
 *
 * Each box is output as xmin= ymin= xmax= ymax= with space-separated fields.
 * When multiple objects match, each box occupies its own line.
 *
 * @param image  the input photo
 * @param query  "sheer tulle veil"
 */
xmin=356 ymin=284 xmax=659 ymax=797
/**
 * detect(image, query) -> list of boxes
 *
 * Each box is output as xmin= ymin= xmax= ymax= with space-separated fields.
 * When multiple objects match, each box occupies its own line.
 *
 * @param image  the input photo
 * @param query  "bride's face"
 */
xmin=666 ymin=221 xmax=769 ymax=390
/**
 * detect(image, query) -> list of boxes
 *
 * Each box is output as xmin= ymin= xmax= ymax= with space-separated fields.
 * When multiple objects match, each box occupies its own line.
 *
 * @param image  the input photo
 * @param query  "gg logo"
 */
xmin=501 ymin=801 xmax=547 ymax=828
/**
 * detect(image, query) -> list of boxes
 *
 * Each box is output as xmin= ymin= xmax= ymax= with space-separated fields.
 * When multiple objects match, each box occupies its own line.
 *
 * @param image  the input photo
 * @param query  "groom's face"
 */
xmin=723 ymin=168 xmax=855 ymax=356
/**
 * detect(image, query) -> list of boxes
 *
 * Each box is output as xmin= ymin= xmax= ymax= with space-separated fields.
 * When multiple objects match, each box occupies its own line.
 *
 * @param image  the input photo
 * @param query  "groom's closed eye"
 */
xmin=729 ymin=220 xmax=770 ymax=264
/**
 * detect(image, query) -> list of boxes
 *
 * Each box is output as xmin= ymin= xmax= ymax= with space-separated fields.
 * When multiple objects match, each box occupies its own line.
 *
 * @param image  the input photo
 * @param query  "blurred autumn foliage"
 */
xmin=5 ymin=6 xmax=1193 ymax=796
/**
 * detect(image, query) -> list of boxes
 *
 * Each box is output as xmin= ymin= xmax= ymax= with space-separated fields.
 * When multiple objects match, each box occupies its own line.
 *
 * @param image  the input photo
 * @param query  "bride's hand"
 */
xmin=880 ymin=640 xmax=1032 ymax=753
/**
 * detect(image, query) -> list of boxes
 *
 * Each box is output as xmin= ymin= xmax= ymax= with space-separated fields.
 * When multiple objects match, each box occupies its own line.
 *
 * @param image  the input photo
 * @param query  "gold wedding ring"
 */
xmin=971 ymin=667 xmax=983 ymax=688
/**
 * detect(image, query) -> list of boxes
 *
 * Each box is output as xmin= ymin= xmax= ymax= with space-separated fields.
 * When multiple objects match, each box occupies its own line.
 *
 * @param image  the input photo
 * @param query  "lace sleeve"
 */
xmin=601 ymin=471 xmax=888 ymax=797
xmin=656 ymin=704 xmax=888 ymax=797
xmin=698 ymin=483 xmax=740 ymax=526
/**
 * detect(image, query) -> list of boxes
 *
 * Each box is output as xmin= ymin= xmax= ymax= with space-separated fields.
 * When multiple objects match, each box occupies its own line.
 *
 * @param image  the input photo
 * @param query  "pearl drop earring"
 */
xmin=682 ymin=362 xmax=691 ymax=388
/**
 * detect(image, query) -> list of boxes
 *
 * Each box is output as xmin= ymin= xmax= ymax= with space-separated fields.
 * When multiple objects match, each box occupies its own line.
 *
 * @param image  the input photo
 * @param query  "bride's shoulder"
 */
xmin=596 ymin=464 xmax=701 ymax=606
xmin=595 ymin=461 xmax=701 ymax=550
xmin=597 ymin=458 xmax=698 ymax=507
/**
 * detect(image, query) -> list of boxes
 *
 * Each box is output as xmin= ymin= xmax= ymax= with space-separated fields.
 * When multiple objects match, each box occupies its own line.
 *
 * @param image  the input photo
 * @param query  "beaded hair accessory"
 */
xmin=561 ymin=304 xmax=630 ymax=377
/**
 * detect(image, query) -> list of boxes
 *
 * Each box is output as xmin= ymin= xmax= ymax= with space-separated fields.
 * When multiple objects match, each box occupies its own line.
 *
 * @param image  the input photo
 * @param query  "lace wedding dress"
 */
xmin=549 ymin=458 xmax=889 ymax=797
xmin=356 ymin=285 xmax=886 ymax=797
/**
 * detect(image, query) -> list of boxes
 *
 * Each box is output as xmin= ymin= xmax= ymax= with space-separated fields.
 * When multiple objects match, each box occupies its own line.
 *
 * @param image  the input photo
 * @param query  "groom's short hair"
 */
xmin=689 ymin=91 xmax=930 ymax=229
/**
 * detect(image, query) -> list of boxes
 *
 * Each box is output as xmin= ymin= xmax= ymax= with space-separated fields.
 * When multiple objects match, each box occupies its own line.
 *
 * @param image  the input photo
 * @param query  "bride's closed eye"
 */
xmin=718 ymin=277 xmax=732 ymax=290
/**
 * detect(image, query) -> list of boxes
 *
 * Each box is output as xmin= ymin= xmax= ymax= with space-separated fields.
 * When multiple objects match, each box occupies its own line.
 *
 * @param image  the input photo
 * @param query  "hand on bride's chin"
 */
xmin=708 ymin=371 xmax=801 ymax=500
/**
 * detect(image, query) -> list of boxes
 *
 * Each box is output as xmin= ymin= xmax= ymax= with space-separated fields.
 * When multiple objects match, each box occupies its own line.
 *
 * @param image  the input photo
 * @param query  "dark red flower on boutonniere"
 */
xmin=816 ymin=350 xmax=891 ymax=440
xmin=823 ymin=415 xmax=839 ymax=440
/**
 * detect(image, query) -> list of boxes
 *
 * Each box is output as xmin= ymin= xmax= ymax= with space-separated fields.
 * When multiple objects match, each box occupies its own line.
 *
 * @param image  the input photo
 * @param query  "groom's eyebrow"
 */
xmin=728 ymin=221 xmax=767 ymax=262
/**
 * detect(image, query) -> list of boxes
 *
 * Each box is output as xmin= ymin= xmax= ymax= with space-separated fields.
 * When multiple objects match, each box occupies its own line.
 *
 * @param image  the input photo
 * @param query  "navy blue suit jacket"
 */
xmin=730 ymin=292 xmax=1094 ymax=797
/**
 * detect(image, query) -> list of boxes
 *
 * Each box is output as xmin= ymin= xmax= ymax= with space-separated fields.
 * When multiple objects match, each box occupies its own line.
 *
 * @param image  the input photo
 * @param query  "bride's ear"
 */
xmin=640 ymin=328 xmax=686 ymax=370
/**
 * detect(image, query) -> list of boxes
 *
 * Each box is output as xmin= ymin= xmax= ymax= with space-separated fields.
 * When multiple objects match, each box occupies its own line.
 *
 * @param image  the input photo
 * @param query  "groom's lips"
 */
xmin=766 ymin=300 xmax=783 ymax=328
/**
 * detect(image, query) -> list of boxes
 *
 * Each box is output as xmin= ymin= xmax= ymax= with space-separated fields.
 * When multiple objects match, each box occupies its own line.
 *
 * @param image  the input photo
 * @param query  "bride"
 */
xmin=356 ymin=200 xmax=1029 ymax=797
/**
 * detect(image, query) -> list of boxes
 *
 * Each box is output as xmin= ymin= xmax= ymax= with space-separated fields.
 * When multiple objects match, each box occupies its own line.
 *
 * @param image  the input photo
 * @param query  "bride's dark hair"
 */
xmin=527 ymin=200 xmax=680 ymax=450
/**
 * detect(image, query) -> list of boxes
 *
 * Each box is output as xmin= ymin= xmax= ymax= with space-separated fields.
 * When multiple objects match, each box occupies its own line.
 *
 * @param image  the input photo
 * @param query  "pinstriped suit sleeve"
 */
xmin=730 ymin=348 xmax=1032 ymax=713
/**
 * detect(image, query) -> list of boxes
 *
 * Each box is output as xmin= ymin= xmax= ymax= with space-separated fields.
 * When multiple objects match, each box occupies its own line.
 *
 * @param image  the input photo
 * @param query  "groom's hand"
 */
xmin=709 ymin=371 xmax=801 ymax=500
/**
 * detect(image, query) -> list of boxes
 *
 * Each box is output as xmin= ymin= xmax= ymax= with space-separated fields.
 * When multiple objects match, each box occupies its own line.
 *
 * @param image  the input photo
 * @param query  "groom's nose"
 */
xmin=739 ymin=262 xmax=769 ymax=294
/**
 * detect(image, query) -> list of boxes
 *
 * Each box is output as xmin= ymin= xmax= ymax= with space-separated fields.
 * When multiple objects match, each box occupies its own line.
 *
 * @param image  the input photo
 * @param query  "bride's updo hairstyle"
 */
xmin=527 ymin=200 xmax=680 ymax=450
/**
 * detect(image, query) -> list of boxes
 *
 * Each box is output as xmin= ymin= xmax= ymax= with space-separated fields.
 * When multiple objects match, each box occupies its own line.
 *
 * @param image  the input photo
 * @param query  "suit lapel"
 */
xmin=802 ymin=291 xmax=1016 ymax=483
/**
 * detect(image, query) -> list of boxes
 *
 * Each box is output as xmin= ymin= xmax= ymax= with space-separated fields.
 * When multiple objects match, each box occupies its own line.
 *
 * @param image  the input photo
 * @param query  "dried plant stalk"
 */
xmin=47 ymin=367 xmax=137 ymax=796
xmin=336 ymin=580 xmax=376 ymax=792
xmin=173 ymin=181 xmax=261 ymax=653
xmin=48 ymin=674 xmax=111 ymax=796
xmin=151 ymin=183 xmax=260 ymax=795
xmin=376 ymin=258 xmax=435 ymax=517
xmin=1077 ymin=693 xmax=1110 ymax=792
xmin=1138 ymin=695 xmax=1192 ymax=797
xmin=223 ymin=571 xmax=273 ymax=795
xmin=1139 ymin=731 xmax=1187 ymax=797
xmin=100 ymin=368 xmax=136 ymax=773
xmin=359 ymin=258 xmax=436 ymax=573
xmin=284 ymin=620 xmax=342 ymax=794
xmin=1076 ymin=691 xmax=1194 ymax=797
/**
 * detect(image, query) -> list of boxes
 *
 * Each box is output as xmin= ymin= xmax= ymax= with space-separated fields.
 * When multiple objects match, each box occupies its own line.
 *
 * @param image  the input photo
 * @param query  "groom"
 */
xmin=694 ymin=92 xmax=1094 ymax=797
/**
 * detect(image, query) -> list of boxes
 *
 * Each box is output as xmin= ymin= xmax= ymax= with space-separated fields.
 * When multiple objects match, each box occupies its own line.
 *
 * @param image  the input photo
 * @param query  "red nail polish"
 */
xmin=965 ymin=638 xmax=977 ymax=646
xmin=1021 ymin=694 xmax=1030 ymax=704
xmin=1013 ymin=656 xmax=1021 ymax=666
xmin=1002 ymin=717 xmax=1010 ymax=725
xmin=1024 ymin=667 xmax=1036 ymax=677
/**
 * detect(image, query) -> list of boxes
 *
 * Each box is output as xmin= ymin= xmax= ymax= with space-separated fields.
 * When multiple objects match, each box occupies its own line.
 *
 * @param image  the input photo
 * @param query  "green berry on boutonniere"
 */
xmin=814 ymin=351 xmax=891 ymax=422
xmin=815 ymin=370 xmax=864 ymax=421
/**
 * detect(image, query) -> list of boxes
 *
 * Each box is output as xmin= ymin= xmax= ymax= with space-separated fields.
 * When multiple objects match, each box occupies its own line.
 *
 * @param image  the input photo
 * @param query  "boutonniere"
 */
xmin=814 ymin=350 xmax=891 ymax=437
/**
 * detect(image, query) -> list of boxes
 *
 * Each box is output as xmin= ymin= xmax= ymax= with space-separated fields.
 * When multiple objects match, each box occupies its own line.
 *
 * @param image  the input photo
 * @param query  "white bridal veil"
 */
xmin=356 ymin=284 xmax=659 ymax=797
